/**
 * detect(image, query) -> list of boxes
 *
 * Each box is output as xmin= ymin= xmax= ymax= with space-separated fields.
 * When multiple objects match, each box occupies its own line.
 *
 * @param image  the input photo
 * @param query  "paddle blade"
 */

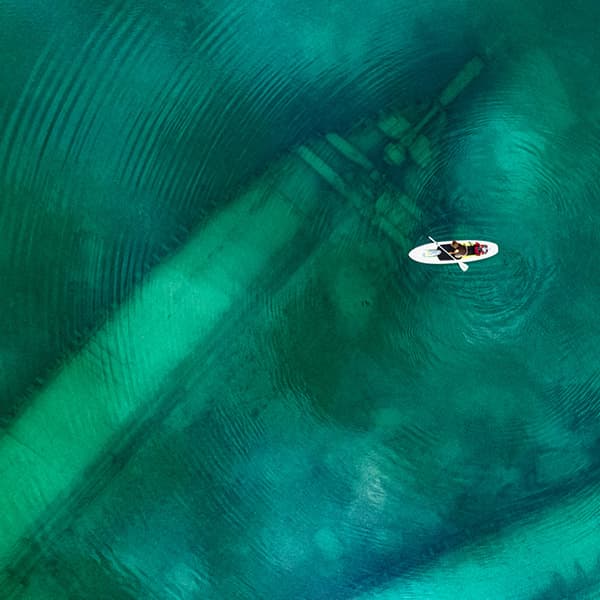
xmin=458 ymin=261 xmax=469 ymax=272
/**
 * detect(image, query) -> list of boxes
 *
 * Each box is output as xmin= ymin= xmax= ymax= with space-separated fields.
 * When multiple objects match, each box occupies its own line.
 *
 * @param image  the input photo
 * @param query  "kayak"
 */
xmin=408 ymin=240 xmax=499 ymax=264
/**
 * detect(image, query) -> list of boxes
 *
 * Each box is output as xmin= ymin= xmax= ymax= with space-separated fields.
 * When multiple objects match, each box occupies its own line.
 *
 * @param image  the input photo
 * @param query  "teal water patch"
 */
xmin=266 ymin=235 xmax=401 ymax=431
xmin=3 ymin=0 xmax=600 ymax=598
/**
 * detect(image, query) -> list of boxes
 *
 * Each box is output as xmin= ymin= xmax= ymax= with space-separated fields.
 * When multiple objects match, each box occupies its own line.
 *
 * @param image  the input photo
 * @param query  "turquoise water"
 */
xmin=2 ymin=0 xmax=600 ymax=598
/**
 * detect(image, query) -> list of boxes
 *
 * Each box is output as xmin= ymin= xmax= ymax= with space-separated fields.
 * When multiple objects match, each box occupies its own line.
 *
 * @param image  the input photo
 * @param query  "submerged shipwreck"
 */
xmin=2 ymin=48 xmax=598 ymax=599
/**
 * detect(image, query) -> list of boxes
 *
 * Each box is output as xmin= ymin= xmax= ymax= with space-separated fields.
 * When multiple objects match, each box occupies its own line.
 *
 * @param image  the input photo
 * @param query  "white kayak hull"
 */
xmin=408 ymin=240 xmax=499 ymax=265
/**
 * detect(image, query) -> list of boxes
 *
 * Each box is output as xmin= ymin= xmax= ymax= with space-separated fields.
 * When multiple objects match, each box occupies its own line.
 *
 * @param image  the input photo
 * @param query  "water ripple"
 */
xmin=4 ymin=2 xmax=600 ymax=599
xmin=460 ymin=250 xmax=557 ymax=342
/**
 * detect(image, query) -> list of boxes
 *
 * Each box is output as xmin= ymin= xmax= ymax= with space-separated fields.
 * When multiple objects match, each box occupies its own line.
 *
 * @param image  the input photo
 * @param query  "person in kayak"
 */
xmin=448 ymin=240 xmax=468 ymax=257
xmin=448 ymin=240 xmax=489 ymax=258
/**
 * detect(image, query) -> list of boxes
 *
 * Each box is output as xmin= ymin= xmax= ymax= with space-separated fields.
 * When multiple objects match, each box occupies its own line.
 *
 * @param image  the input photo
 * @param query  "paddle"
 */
xmin=428 ymin=236 xmax=469 ymax=272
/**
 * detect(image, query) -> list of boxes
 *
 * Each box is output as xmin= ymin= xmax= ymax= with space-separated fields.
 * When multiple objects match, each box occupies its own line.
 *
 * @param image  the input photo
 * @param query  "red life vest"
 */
xmin=474 ymin=242 xmax=488 ymax=256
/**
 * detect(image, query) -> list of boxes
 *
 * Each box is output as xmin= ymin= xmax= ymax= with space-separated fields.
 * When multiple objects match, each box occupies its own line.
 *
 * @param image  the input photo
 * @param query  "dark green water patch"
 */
xmin=268 ymin=238 xmax=400 ymax=431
